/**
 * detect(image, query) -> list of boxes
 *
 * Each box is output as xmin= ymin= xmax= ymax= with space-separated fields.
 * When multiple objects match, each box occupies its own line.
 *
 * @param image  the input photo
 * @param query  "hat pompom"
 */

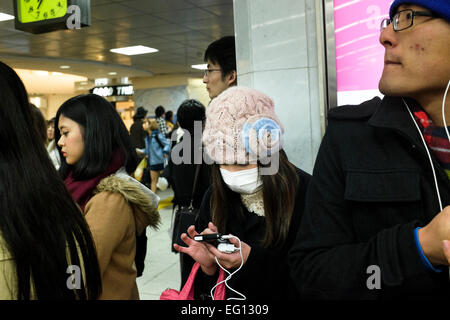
xmin=242 ymin=115 xmax=284 ymax=162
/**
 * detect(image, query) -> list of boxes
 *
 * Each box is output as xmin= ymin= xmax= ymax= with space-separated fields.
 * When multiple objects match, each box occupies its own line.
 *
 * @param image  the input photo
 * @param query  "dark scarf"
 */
xmin=65 ymin=151 xmax=125 ymax=212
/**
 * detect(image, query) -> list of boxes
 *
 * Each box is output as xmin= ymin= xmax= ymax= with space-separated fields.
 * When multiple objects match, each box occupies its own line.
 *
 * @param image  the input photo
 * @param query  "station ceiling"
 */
xmin=0 ymin=0 xmax=234 ymax=79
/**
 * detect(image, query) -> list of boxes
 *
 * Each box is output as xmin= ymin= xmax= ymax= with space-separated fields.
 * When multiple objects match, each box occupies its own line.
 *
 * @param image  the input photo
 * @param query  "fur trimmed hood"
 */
xmin=94 ymin=168 xmax=160 ymax=234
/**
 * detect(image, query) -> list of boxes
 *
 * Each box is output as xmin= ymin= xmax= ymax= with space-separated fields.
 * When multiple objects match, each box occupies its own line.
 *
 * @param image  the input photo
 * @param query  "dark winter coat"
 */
xmin=129 ymin=120 xmax=147 ymax=150
xmin=289 ymin=96 xmax=450 ymax=299
xmin=168 ymin=134 xmax=211 ymax=284
xmin=168 ymin=135 xmax=211 ymax=209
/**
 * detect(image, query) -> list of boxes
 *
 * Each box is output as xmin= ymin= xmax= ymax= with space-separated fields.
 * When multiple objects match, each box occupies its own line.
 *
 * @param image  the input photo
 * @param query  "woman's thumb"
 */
xmin=443 ymin=240 xmax=450 ymax=264
xmin=208 ymin=221 xmax=218 ymax=232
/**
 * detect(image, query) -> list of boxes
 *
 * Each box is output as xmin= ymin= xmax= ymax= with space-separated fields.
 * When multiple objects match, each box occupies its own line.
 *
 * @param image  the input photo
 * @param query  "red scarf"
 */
xmin=411 ymin=103 xmax=450 ymax=179
xmin=65 ymin=151 xmax=125 ymax=212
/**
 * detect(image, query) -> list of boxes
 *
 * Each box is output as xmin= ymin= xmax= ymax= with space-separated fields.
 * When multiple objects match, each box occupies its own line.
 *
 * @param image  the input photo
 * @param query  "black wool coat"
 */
xmin=289 ymin=96 xmax=450 ymax=299
xmin=129 ymin=120 xmax=147 ymax=150
xmin=168 ymin=135 xmax=211 ymax=209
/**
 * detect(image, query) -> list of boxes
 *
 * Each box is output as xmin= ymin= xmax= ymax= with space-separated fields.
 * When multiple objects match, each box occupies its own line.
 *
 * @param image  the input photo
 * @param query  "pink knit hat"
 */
xmin=203 ymin=86 xmax=284 ymax=165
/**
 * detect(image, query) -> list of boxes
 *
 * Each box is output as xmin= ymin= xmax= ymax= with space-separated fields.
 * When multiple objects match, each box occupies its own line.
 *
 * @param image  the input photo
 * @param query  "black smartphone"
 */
xmin=194 ymin=233 xmax=222 ymax=242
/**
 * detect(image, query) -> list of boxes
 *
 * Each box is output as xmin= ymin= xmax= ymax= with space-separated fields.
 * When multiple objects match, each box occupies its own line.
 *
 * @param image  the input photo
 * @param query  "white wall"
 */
xmin=28 ymin=75 xmax=210 ymax=122
xmin=132 ymin=75 xmax=210 ymax=108
xmin=187 ymin=78 xmax=211 ymax=107
xmin=16 ymin=69 xmax=87 ymax=95
xmin=134 ymin=86 xmax=188 ymax=116
xmin=46 ymin=94 xmax=76 ymax=119
xmin=233 ymin=0 xmax=325 ymax=174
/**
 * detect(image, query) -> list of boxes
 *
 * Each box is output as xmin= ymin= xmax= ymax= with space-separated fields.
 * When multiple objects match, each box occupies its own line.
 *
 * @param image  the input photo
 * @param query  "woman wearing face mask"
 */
xmin=55 ymin=94 xmax=160 ymax=299
xmin=173 ymin=86 xmax=311 ymax=300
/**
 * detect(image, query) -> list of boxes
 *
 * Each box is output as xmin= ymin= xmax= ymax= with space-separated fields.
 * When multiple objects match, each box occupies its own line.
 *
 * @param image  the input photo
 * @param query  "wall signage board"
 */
xmin=91 ymin=85 xmax=134 ymax=97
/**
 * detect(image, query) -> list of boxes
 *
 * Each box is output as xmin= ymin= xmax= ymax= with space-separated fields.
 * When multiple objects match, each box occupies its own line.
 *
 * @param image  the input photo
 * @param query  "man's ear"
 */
xmin=226 ymin=70 xmax=237 ymax=86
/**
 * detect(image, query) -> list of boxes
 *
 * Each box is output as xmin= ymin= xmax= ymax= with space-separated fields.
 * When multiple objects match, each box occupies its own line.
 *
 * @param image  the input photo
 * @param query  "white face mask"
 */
xmin=219 ymin=167 xmax=262 ymax=195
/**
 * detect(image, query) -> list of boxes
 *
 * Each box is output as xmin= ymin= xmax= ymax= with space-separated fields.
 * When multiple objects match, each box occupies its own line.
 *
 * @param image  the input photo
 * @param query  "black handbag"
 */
xmin=171 ymin=164 xmax=201 ymax=250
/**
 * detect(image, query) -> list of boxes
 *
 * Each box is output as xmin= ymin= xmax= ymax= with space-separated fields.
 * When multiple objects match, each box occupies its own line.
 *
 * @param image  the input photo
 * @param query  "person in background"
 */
xmin=0 ymin=61 xmax=102 ymax=300
xmin=46 ymin=117 xmax=61 ymax=170
xmin=168 ymin=99 xmax=211 ymax=288
xmin=203 ymin=36 xmax=237 ymax=100
xmin=31 ymin=105 xmax=61 ymax=171
xmin=30 ymin=103 xmax=47 ymax=146
xmin=289 ymin=0 xmax=450 ymax=299
xmin=55 ymin=94 xmax=160 ymax=299
xmin=47 ymin=117 xmax=55 ymax=143
xmin=155 ymin=105 xmax=169 ymax=136
xmin=174 ymin=87 xmax=311 ymax=300
xmin=165 ymin=110 xmax=175 ymax=138
xmin=129 ymin=106 xmax=148 ymax=165
xmin=128 ymin=106 xmax=150 ymax=277
xmin=144 ymin=119 xmax=171 ymax=194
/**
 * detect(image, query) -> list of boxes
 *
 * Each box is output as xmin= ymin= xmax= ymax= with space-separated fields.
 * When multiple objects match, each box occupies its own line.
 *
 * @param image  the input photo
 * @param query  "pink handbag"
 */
xmin=160 ymin=262 xmax=226 ymax=300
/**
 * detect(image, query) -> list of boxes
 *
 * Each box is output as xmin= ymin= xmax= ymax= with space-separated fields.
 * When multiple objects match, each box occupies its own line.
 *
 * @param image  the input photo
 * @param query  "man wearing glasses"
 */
xmin=202 ymin=36 xmax=237 ymax=100
xmin=289 ymin=0 xmax=450 ymax=299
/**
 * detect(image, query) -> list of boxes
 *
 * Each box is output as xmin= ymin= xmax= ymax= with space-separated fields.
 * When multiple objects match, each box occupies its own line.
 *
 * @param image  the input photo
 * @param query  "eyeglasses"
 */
xmin=203 ymin=69 xmax=221 ymax=77
xmin=380 ymin=9 xmax=437 ymax=32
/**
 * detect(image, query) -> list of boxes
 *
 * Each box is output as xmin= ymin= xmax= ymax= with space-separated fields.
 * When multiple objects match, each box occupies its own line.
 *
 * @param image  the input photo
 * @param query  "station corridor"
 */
xmin=136 ymin=187 xmax=181 ymax=300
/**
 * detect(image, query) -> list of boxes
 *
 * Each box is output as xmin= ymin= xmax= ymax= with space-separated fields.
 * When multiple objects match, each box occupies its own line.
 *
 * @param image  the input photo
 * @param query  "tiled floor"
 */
xmin=136 ymin=187 xmax=181 ymax=300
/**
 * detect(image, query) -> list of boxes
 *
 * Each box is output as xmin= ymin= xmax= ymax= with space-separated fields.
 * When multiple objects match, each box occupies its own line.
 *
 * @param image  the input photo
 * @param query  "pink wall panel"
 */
xmin=333 ymin=0 xmax=392 ymax=91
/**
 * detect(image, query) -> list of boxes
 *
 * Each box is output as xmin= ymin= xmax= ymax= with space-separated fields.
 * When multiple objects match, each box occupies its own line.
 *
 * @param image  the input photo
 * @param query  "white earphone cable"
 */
xmin=441 ymin=80 xmax=450 ymax=142
xmin=441 ymin=79 xmax=450 ymax=280
xmin=404 ymin=82 xmax=450 ymax=279
xmin=403 ymin=98 xmax=443 ymax=211
xmin=210 ymin=235 xmax=246 ymax=301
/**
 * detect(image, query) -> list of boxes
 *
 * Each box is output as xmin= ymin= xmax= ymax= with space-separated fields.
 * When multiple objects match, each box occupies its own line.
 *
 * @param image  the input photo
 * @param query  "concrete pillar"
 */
xmin=233 ymin=0 xmax=325 ymax=174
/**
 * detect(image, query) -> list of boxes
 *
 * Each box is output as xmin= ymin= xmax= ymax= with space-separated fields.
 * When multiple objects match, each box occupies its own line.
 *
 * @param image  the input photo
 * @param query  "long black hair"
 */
xmin=0 ymin=61 xmax=102 ymax=299
xmin=54 ymin=94 xmax=137 ymax=180
xmin=210 ymin=150 xmax=299 ymax=248
xmin=176 ymin=99 xmax=206 ymax=134
xmin=30 ymin=103 xmax=47 ymax=146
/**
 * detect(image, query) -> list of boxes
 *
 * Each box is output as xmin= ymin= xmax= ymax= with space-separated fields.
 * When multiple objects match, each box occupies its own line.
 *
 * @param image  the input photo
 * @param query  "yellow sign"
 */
xmin=17 ymin=0 xmax=68 ymax=23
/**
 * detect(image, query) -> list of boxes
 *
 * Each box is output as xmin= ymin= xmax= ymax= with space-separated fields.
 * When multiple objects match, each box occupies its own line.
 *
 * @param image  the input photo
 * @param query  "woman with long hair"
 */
xmin=55 ymin=94 xmax=160 ymax=299
xmin=173 ymin=86 xmax=311 ymax=300
xmin=0 ymin=61 xmax=102 ymax=300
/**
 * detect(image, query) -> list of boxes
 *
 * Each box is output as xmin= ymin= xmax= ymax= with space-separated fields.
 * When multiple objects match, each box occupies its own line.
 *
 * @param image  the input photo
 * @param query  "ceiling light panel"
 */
xmin=110 ymin=45 xmax=158 ymax=56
